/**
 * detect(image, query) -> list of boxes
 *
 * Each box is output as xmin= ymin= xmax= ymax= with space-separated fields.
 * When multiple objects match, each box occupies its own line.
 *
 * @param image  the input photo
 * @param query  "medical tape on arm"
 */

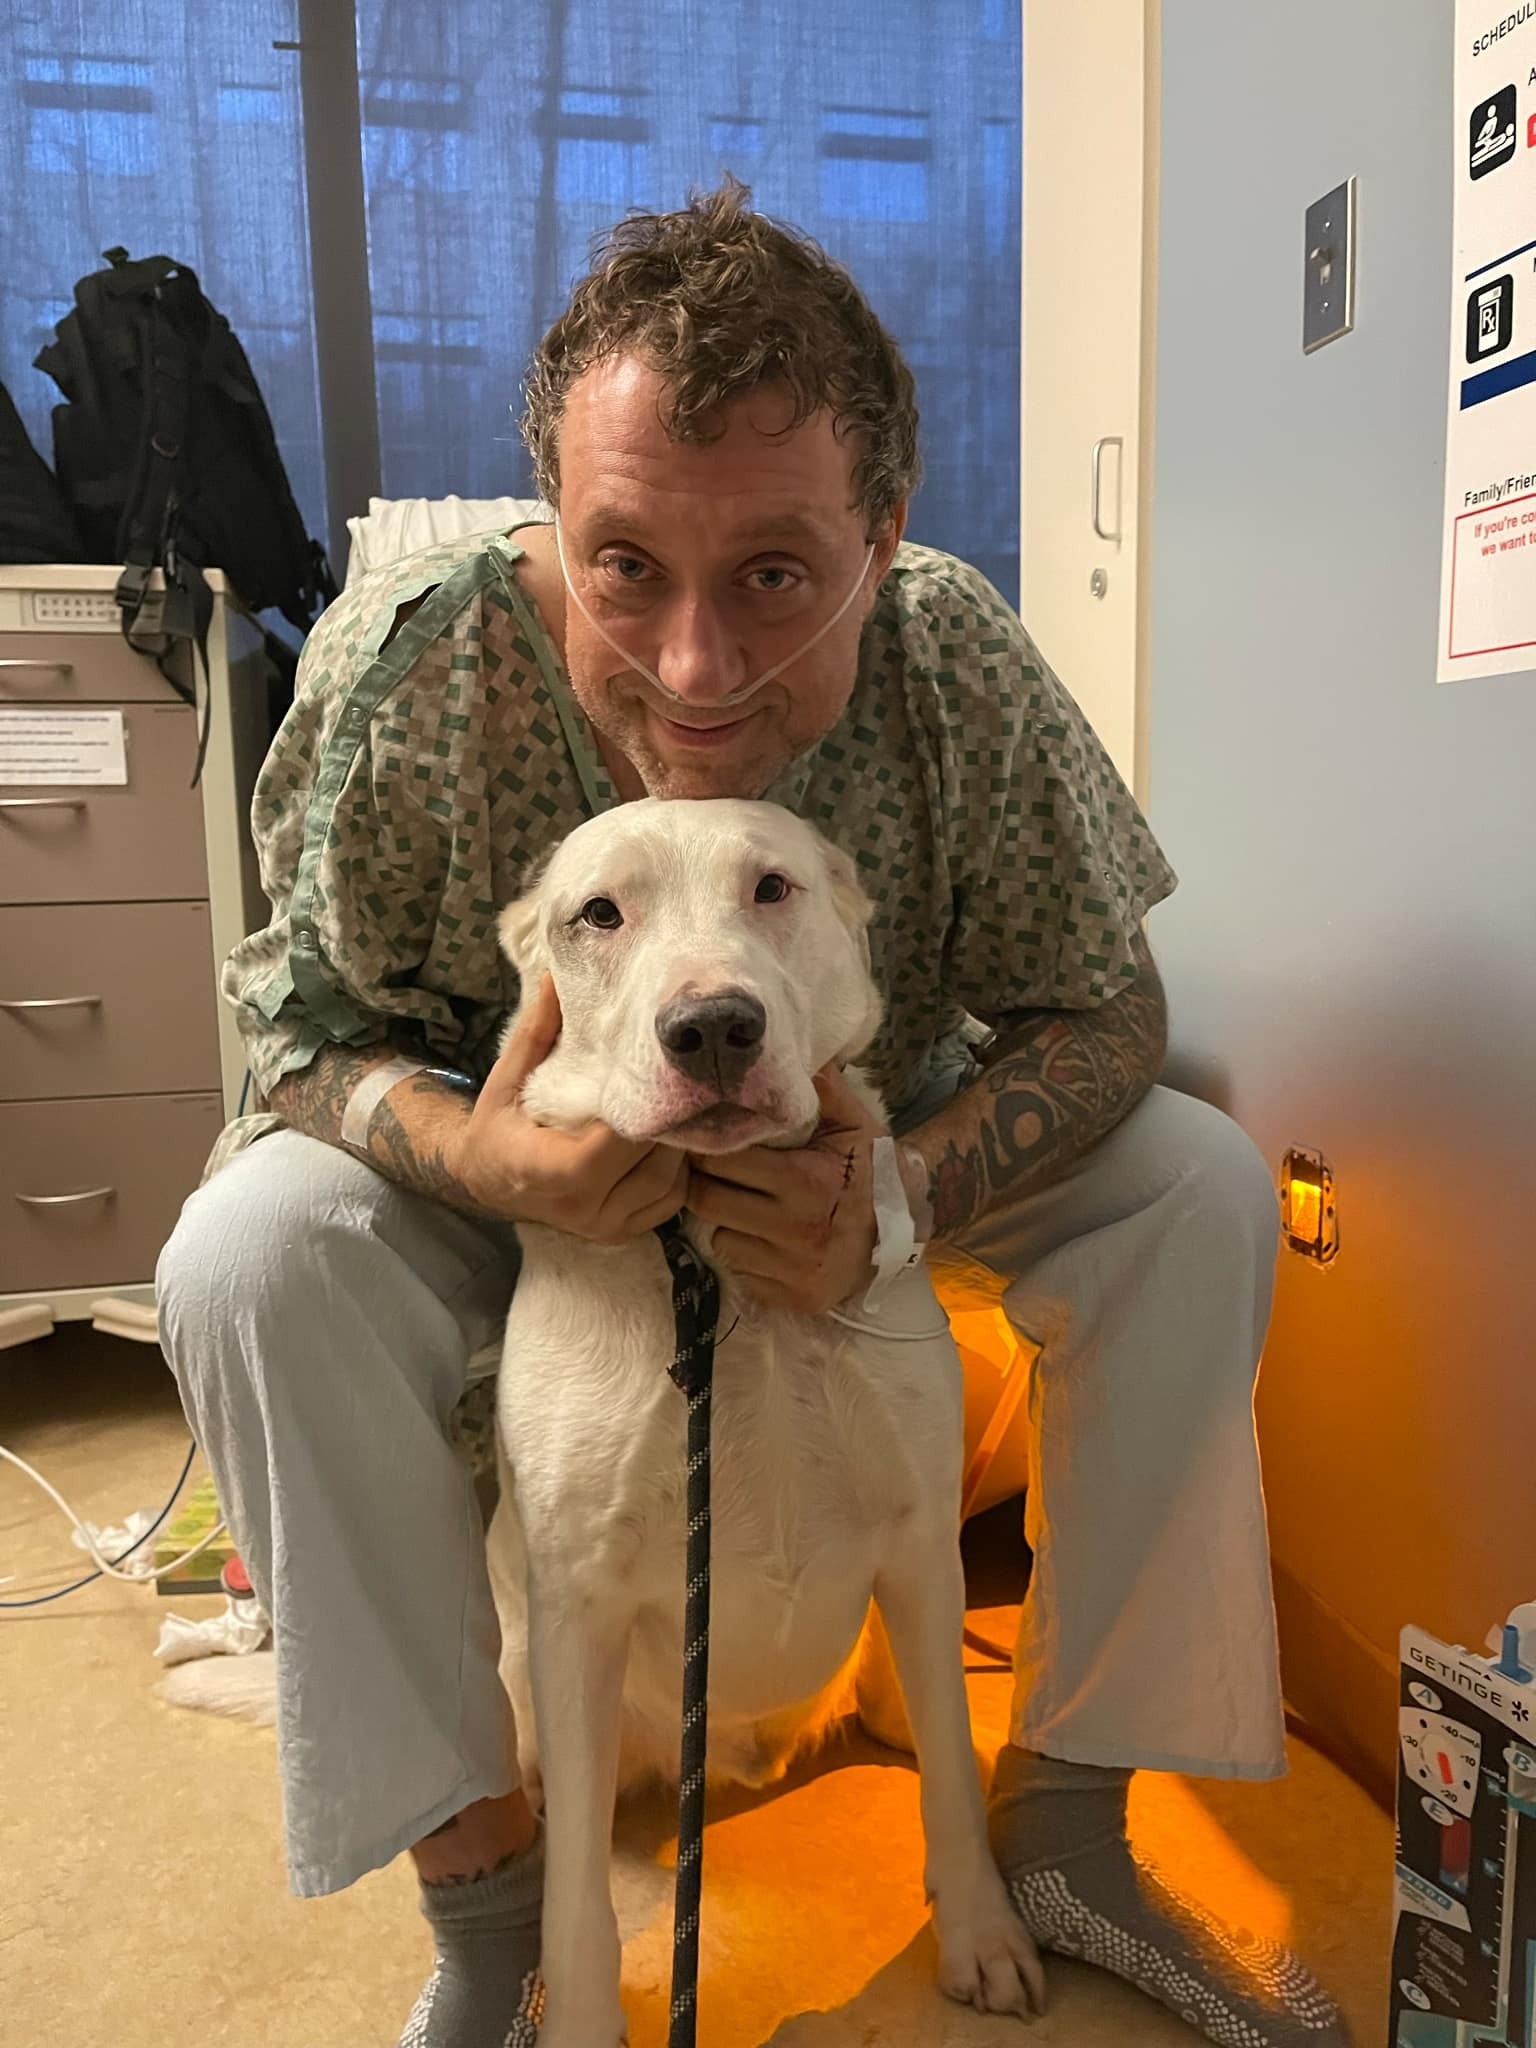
xmin=858 ymin=1135 xmax=934 ymax=1314
xmin=340 ymin=1056 xmax=429 ymax=1148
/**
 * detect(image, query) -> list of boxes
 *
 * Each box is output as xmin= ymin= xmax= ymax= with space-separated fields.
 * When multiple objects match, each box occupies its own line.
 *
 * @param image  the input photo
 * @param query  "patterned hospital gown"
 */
xmin=211 ymin=524 xmax=1176 ymax=1178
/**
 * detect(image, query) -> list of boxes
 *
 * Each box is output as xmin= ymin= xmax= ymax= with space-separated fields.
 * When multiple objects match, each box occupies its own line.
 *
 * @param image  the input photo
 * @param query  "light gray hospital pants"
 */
xmin=156 ymin=1081 xmax=1287 ymax=1899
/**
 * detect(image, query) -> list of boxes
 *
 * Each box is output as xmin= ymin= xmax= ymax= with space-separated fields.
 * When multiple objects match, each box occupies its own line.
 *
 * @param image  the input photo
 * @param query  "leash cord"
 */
xmin=655 ymin=1219 xmax=722 ymax=2048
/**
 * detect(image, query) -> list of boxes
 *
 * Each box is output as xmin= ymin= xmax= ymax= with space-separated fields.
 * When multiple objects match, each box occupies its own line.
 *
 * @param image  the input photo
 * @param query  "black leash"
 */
xmin=654 ymin=1217 xmax=722 ymax=2048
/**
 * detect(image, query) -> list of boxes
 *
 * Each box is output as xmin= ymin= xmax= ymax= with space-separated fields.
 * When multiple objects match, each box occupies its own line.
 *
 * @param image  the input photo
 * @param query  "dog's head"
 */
xmin=498 ymin=799 xmax=882 ymax=1153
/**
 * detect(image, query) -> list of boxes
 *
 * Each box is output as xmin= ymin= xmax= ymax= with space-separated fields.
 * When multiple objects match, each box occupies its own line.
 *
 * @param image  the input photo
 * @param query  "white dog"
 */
xmin=489 ymin=798 xmax=1042 ymax=2044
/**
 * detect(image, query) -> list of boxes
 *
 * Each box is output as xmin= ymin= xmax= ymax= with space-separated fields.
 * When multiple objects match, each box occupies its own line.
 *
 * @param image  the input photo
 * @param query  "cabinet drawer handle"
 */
xmin=1091 ymin=436 xmax=1125 ymax=544
xmin=0 ymin=660 xmax=74 ymax=683
xmin=0 ymin=798 xmax=87 ymax=812
xmin=0 ymin=995 xmax=103 ymax=1011
xmin=14 ymin=1186 xmax=116 ymax=1207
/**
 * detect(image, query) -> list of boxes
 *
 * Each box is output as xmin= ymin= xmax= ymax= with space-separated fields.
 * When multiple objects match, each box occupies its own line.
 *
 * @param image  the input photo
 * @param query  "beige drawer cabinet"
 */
xmin=0 ymin=565 xmax=272 ymax=1345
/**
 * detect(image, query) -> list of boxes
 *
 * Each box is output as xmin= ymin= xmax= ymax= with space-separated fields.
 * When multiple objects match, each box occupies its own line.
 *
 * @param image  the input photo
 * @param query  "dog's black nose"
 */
xmin=655 ymin=990 xmax=767 ymax=1086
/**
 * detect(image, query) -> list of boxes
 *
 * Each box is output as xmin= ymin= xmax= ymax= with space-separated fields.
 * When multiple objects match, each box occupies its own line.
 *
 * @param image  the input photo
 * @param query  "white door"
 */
xmin=1020 ymin=0 xmax=1153 ymax=799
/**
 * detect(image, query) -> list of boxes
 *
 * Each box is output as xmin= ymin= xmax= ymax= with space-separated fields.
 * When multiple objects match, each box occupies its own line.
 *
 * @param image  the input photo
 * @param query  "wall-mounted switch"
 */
xmin=1304 ymin=178 xmax=1356 ymax=354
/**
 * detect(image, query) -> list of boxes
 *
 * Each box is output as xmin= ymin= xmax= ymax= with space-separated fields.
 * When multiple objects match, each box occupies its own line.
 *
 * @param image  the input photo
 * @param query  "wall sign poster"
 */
xmin=1439 ymin=2 xmax=1536 ymax=684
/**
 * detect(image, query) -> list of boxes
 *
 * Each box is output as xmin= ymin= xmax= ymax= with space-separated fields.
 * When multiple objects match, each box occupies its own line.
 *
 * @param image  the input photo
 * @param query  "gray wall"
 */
xmin=1148 ymin=0 xmax=1536 ymax=1794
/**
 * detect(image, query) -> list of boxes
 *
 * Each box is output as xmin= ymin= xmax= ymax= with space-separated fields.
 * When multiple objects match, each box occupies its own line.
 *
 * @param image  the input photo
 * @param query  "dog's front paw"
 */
xmin=933 ymin=1868 xmax=1048 ymax=2019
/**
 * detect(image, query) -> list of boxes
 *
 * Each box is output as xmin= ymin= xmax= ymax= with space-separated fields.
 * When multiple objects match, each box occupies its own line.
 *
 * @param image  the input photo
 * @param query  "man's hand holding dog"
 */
xmin=450 ymin=975 xmax=691 ymax=1242
xmin=455 ymin=978 xmax=883 ymax=1308
xmin=684 ymin=1064 xmax=884 ymax=1314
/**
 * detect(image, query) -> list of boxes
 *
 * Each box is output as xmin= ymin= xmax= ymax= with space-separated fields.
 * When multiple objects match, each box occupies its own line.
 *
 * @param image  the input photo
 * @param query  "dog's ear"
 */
xmin=497 ymin=894 xmax=546 ymax=978
xmin=497 ymin=851 xmax=555 ymax=982
xmin=813 ymin=828 xmax=884 ymax=1061
xmin=815 ymin=832 xmax=875 ymax=944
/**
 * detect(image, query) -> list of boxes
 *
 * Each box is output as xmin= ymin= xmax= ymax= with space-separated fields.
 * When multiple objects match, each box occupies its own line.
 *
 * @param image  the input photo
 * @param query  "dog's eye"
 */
xmin=579 ymin=897 xmax=624 ymax=929
xmin=754 ymin=873 xmax=790 ymax=904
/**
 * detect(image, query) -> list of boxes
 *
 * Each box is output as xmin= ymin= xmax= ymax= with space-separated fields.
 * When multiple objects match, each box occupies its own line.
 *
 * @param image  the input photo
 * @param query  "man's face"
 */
xmin=553 ymin=355 xmax=905 ymax=800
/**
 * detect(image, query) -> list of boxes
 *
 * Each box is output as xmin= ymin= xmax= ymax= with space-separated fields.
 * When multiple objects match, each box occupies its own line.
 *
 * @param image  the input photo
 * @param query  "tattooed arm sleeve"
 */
xmin=267 ymin=1045 xmax=498 ymax=1221
xmin=908 ymin=930 xmax=1169 ymax=1242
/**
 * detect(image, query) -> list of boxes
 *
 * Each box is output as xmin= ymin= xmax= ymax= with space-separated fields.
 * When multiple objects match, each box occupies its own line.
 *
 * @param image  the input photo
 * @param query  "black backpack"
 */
xmin=0 ymin=377 xmax=84 ymax=565
xmin=34 ymin=247 xmax=336 ymax=773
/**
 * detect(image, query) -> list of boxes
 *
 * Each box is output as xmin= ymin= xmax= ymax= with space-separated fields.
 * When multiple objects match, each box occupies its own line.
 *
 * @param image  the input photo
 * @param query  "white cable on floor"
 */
xmin=0 ymin=1441 xmax=229 ymax=1584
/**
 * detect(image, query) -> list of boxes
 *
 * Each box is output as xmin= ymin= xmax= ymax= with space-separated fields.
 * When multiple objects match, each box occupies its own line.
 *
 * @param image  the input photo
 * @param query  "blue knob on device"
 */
xmin=1492 ymin=1623 xmax=1533 ymax=1684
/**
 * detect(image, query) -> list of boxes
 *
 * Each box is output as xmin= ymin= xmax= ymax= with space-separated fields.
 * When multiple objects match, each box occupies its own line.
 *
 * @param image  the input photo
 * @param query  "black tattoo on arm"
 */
xmin=267 ymin=1043 xmax=494 ymax=1219
xmin=266 ymin=1041 xmax=388 ymax=1144
xmin=369 ymin=1073 xmax=497 ymax=1217
xmin=915 ymin=931 xmax=1169 ymax=1242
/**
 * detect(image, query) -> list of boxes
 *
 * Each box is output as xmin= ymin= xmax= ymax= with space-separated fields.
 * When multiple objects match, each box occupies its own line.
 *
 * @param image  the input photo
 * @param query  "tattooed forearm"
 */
xmin=369 ymin=1073 xmax=496 ymax=1218
xmin=267 ymin=1042 xmax=493 ymax=1219
xmin=912 ymin=931 xmax=1169 ymax=1241
xmin=266 ymin=1041 xmax=391 ymax=1142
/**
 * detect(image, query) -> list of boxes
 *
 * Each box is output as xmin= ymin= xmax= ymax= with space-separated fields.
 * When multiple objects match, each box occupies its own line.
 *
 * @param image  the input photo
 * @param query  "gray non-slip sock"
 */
xmin=397 ymin=1824 xmax=546 ymax=2048
xmin=987 ymin=1746 xmax=1352 ymax=2048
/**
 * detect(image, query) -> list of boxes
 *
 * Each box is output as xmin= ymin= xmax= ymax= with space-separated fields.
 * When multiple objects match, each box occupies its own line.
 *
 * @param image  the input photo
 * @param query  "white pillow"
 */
xmin=343 ymin=494 xmax=549 ymax=587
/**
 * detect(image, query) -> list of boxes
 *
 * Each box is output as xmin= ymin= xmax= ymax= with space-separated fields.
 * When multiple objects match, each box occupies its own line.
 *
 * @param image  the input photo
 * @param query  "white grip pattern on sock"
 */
xmin=502 ymin=1970 xmax=546 ymax=2048
xmin=1008 ymin=1867 xmax=1344 ymax=2048
xmin=396 ymin=1960 xmax=546 ymax=2048
xmin=397 ymin=1961 xmax=438 ymax=2048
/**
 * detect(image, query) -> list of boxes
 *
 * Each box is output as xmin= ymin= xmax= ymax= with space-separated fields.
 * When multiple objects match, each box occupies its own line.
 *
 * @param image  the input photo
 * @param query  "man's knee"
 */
xmin=1150 ymin=1087 xmax=1279 ymax=1254
xmin=1083 ymin=1088 xmax=1281 ymax=1385
xmin=157 ymin=1129 xmax=516 ymax=1431
xmin=1122 ymin=1089 xmax=1286 ymax=1294
xmin=156 ymin=1131 xmax=386 ymax=1390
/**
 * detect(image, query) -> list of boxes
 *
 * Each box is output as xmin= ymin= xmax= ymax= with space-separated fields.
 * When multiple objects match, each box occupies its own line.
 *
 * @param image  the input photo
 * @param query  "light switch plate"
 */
xmin=1304 ymin=177 xmax=1356 ymax=354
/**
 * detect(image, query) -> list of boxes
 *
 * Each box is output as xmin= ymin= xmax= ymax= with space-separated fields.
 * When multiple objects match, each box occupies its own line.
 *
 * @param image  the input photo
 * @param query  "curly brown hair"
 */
xmin=521 ymin=176 xmax=921 ymax=538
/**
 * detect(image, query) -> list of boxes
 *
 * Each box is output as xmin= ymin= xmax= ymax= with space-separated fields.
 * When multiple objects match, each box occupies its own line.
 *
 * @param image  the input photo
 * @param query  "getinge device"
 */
xmin=1390 ymin=1607 xmax=1536 ymax=2046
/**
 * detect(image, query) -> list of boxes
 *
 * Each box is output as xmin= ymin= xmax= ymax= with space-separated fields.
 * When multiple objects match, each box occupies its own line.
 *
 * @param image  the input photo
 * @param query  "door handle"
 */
xmin=0 ymin=798 xmax=87 ymax=812
xmin=1091 ymin=436 xmax=1124 ymax=544
xmin=14 ymin=1186 xmax=115 ymax=1207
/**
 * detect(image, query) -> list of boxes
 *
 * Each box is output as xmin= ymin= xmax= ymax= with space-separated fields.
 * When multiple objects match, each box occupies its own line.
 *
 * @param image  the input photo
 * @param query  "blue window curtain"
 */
xmin=2 ymin=1 xmax=1022 ymax=606
xmin=2 ymin=2 xmax=329 ymax=580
